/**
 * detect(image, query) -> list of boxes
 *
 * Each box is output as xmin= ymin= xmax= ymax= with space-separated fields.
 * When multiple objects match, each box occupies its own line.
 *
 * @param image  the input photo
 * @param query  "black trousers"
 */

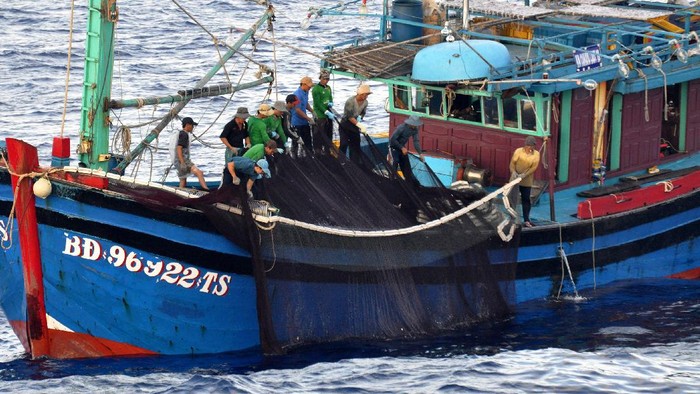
xmin=339 ymin=119 xmax=362 ymax=165
xmin=519 ymin=185 xmax=532 ymax=222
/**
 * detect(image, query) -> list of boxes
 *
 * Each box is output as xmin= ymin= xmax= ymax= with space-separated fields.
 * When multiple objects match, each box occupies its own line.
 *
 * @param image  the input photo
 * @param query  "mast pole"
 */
xmin=463 ymin=0 xmax=469 ymax=32
xmin=78 ymin=0 xmax=119 ymax=170
xmin=113 ymin=7 xmax=274 ymax=174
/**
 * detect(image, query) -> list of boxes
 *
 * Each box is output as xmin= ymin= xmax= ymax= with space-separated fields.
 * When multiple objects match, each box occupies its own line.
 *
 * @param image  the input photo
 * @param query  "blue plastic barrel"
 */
xmin=391 ymin=1 xmax=423 ymax=42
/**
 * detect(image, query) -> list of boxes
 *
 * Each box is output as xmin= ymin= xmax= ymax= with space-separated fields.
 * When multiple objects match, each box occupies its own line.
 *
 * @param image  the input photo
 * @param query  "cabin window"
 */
xmin=393 ymin=85 xmax=410 ymax=110
xmin=448 ymin=93 xmax=481 ymax=122
xmin=520 ymin=99 xmax=537 ymax=131
xmin=503 ymin=97 xmax=518 ymax=128
xmin=483 ymin=97 xmax=499 ymax=126
xmin=412 ymin=87 xmax=444 ymax=116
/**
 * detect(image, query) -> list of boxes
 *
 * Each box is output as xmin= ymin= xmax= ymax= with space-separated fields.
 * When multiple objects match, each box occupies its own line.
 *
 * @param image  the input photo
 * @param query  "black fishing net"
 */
xmin=235 ymin=133 xmax=518 ymax=352
xmin=102 ymin=131 xmax=520 ymax=354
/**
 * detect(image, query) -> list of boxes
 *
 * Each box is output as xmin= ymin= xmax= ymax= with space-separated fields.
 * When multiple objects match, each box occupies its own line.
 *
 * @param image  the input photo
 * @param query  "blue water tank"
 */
xmin=391 ymin=1 xmax=423 ymax=42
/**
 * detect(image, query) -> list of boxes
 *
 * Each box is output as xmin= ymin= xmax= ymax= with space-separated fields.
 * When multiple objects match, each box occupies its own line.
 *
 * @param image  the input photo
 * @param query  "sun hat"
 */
xmin=181 ymin=117 xmax=198 ymax=126
xmin=234 ymin=107 xmax=250 ymax=119
xmin=256 ymin=159 xmax=271 ymax=178
xmin=405 ymin=115 xmax=423 ymax=127
xmin=357 ymin=84 xmax=372 ymax=95
xmin=525 ymin=136 xmax=537 ymax=146
xmin=272 ymin=101 xmax=288 ymax=112
xmin=319 ymin=70 xmax=331 ymax=80
xmin=258 ymin=103 xmax=275 ymax=116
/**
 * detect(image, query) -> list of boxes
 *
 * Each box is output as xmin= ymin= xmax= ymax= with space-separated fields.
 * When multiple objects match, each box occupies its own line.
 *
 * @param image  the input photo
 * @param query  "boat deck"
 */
xmin=527 ymin=151 xmax=700 ymax=226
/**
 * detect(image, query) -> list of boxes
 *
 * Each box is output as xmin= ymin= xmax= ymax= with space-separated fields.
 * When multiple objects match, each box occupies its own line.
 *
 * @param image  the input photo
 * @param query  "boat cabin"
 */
xmin=323 ymin=0 xmax=700 ymax=189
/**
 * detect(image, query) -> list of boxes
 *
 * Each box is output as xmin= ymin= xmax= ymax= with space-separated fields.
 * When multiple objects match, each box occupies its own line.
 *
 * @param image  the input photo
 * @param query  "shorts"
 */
xmin=176 ymin=159 xmax=195 ymax=179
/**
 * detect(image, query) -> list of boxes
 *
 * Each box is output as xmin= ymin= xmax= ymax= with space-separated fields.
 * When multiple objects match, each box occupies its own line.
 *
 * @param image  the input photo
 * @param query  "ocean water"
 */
xmin=0 ymin=1 xmax=699 ymax=392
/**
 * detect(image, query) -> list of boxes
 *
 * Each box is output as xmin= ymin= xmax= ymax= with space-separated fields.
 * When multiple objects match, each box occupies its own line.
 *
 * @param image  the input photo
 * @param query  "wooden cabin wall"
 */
xmin=619 ymin=88 xmax=664 ymax=171
xmin=566 ymin=88 xmax=595 ymax=187
xmin=389 ymin=114 xmax=545 ymax=185
xmin=686 ymin=80 xmax=700 ymax=153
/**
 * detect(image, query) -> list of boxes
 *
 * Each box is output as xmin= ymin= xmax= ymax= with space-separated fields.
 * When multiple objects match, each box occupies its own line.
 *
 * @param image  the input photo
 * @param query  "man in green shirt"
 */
xmin=311 ymin=70 xmax=333 ymax=154
xmin=264 ymin=101 xmax=288 ymax=147
xmin=248 ymin=104 xmax=274 ymax=146
xmin=243 ymin=140 xmax=277 ymax=161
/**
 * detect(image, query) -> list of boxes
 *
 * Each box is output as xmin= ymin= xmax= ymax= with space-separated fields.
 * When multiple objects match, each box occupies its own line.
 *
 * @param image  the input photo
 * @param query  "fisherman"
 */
xmin=311 ymin=69 xmax=334 ymax=153
xmin=339 ymin=84 xmax=371 ymax=165
xmin=389 ymin=115 xmax=425 ymax=187
xmin=248 ymin=104 xmax=275 ymax=146
xmin=290 ymin=76 xmax=315 ymax=152
xmin=224 ymin=157 xmax=271 ymax=199
xmin=173 ymin=117 xmax=209 ymax=191
xmin=509 ymin=135 xmax=541 ymax=227
xmin=284 ymin=94 xmax=303 ymax=153
xmin=219 ymin=107 xmax=250 ymax=162
xmin=265 ymin=101 xmax=288 ymax=148
xmin=223 ymin=140 xmax=277 ymax=185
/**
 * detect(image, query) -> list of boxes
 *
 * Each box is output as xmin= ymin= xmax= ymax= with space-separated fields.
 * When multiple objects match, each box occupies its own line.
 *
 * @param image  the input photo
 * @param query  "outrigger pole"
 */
xmin=112 ymin=6 xmax=275 ymax=174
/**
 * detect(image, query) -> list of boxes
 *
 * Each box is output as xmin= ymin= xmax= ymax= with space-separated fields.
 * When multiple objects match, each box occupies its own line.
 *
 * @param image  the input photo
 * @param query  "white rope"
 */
xmin=58 ymin=167 xmax=521 ymax=241
xmin=658 ymin=180 xmax=674 ymax=192
xmin=269 ymin=177 xmax=523 ymax=239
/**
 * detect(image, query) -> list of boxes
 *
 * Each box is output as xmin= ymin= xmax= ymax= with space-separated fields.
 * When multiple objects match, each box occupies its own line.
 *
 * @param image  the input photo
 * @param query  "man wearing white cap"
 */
xmin=248 ymin=103 xmax=275 ymax=146
xmin=389 ymin=115 xmax=425 ymax=187
xmin=339 ymin=83 xmax=371 ymax=164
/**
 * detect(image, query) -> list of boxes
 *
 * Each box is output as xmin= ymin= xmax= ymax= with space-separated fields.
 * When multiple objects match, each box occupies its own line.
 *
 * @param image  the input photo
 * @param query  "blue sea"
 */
xmin=0 ymin=1 xmax=699 ymax=392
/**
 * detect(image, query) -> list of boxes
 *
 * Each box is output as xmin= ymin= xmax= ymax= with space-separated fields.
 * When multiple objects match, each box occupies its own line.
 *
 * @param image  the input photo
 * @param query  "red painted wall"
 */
xmin=686 ymin=80 xmax=700 ymax=152
xmin=389 ymin=114 xmax=546 ymax=185
xmin=619 ymin=88 xmax=664 ymax=171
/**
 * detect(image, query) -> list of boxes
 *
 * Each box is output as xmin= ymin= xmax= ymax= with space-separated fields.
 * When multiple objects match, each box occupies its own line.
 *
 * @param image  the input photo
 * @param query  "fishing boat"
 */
xmin=312 ymin=0 xmax=700 ymax=302
xmin=0 ymin=1 xmax=520 ymax=359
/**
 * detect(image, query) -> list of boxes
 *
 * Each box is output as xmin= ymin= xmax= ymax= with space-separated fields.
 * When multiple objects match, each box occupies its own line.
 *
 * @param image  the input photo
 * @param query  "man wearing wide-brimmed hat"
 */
xmin=264 ymin=100 xmax=289 ymax=148
xmin=311 ymin=69 xmax=334 ymax=153
xmin=248 ymin=103 xmax=276 ymax=146
xmin=220 ymin=107 xmax=251 ymax=162
xmin=339 ymin=83 xmax=371 ymax=165
xmin=389 ymin=114 xmax=425 ymax=187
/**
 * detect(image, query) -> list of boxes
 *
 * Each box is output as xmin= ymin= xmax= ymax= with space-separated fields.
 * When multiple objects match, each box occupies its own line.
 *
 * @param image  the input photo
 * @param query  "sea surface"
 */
xmin=0 ymin=1 xmax=699 ymax=393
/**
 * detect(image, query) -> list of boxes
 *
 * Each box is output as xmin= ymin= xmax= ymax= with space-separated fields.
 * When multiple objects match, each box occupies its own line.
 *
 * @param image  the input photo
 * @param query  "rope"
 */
xmin=658 ymin=180 xmax=674 ymax=192
xmin=266 ymin=177 xmax=522 ymax=240
xmin=1 ymin=167 xmax=62 ymax=250
xmin=59 ymin=0 xmax=76 ymax=138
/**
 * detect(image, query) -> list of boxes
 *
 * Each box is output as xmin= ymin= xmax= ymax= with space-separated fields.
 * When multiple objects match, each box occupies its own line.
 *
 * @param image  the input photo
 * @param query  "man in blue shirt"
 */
xmin=390 ymin=115 xmax=425 ymax=187
xmin=223 ymin=156 xmax=271 ymax=198
xmin=290 ymin=76 xmax=315 ymax=154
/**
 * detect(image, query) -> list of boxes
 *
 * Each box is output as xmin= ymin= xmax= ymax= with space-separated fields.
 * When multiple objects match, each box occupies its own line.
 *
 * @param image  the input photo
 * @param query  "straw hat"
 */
xmin=357 ymin=84 xmax=372 ymax=95
xmin=258 ymin=103 xmax=274 ymax=116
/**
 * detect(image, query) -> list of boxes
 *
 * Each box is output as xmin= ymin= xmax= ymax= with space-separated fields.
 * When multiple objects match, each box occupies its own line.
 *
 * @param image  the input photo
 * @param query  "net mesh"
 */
xmin=103 ymin=132 xmax=519 ymax=354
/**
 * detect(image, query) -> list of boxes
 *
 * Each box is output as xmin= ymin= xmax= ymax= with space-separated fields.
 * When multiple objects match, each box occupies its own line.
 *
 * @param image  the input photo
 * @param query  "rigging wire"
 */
xmin=59 ymin=0 xmax=76 ymax=139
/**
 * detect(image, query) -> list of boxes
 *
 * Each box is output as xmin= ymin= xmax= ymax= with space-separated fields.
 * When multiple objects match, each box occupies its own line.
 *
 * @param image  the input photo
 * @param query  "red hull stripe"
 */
xmin=668 ymin=267 xmax=700 ymax=280
xmin=10 ymin=320 xmax=156 ymax=358
xmin=578 ymin=170 xmax=700 ymax=219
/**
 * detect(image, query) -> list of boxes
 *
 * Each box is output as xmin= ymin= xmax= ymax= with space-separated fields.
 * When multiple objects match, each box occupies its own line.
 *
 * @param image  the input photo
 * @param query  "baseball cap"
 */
xmin=181 ymin=117 xmax=198 ymax=126
xmin=256 ymin=159 xmax=271 ymax=178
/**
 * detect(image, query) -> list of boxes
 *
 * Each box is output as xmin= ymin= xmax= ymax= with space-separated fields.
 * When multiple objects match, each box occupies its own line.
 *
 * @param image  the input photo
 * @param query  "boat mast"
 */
xmin=78 ymin=0 xmax=118 ymax=171
xmin=113 ymin=7 xmax=275 ymax=174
